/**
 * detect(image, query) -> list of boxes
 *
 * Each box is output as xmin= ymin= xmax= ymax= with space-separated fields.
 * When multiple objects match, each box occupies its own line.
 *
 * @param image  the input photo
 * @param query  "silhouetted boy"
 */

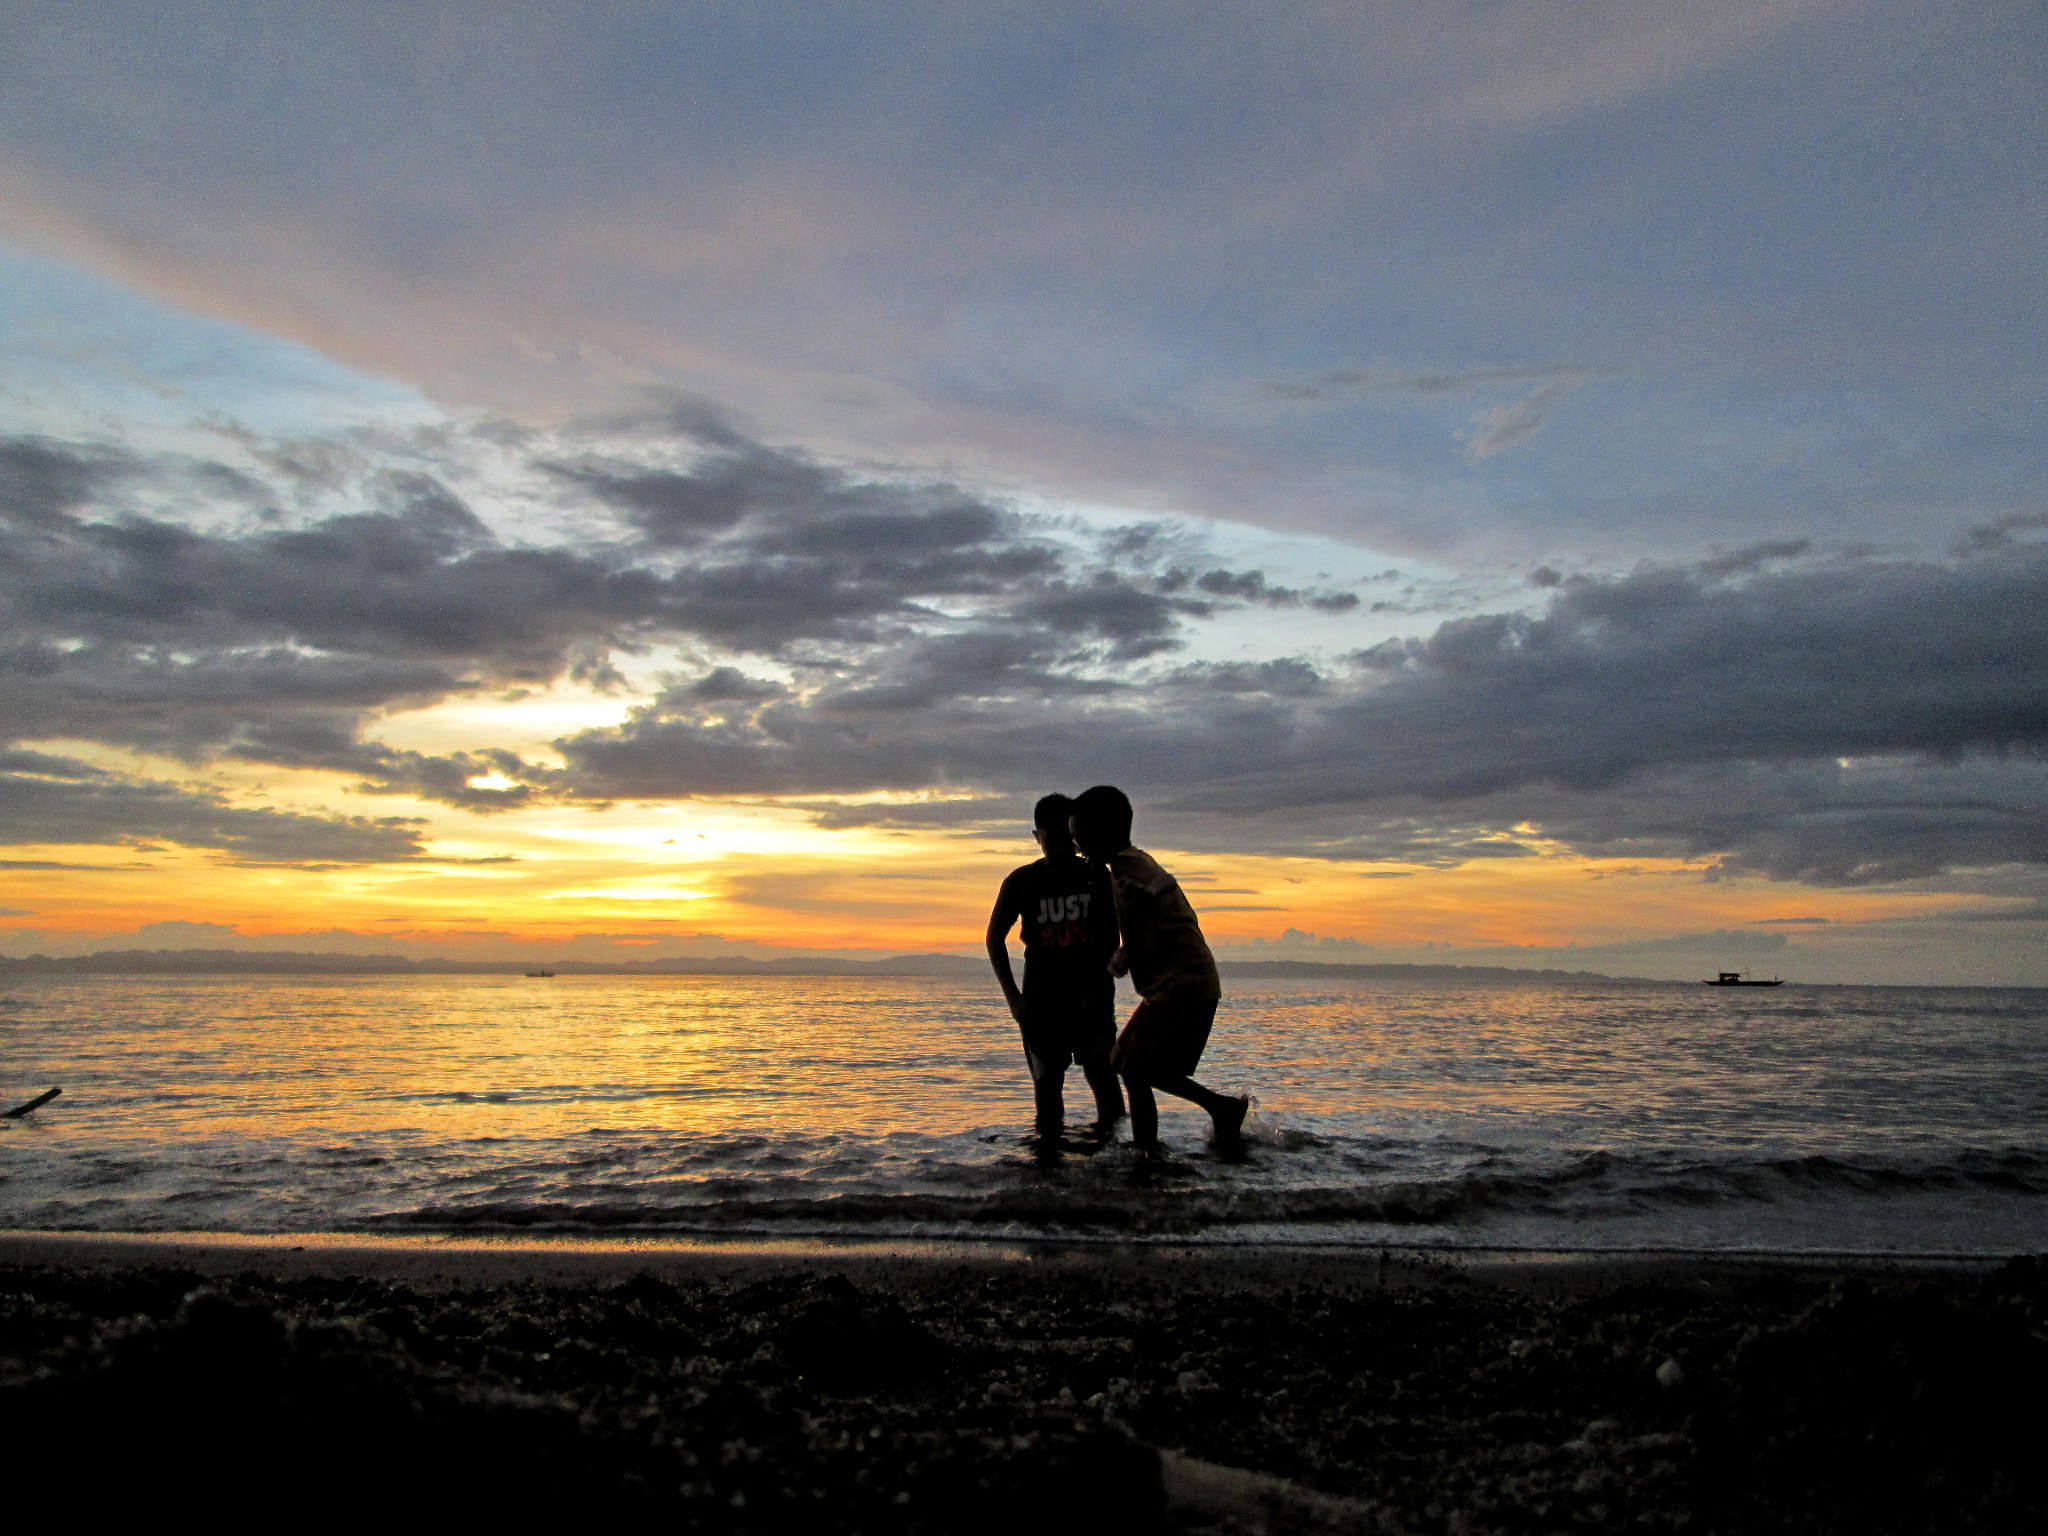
xmin=986 ymin=793 xmax=1126 ymax=1139
xmin=1069 ymin=784 xmax=1248 ymax=1149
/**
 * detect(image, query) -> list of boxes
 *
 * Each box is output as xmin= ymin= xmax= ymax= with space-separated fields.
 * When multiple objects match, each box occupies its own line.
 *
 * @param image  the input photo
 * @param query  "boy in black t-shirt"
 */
xmin=985 ymin=793 xmax=1126 ymax=1140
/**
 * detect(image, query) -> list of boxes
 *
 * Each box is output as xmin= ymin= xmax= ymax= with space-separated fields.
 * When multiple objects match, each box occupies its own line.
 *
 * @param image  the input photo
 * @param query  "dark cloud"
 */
xmin=0 ymin=749 xmax=107 ymax=779
xmin=0 ymin=425 xmax=1120 ymax=819
xmin=574 ymin=391 xmax=752 ymax=452
xmin=1355 ymin=760 xmax=2048 ymax=887
xmin=0 ymin=442 xmax=672 ymax=721
xmin=548 ymin=430 xmax=1038 ymax=571
xmin=808 ymin=629 xmax=1123 ymax=715
xmin=554 ymin=546 xmax=2048 ymax=885
xmin=1009 ymin=578 xmax=1201 ymax=661
xmin=548 ymin=435 xmax=1067 ymax=653
xmin=1942 ymin=902 xmax=2048 ymax=923
xmin=748 ymin=499 xmax=1006 ymax=562
xmin=10 ymin=414 xmax=2044 ymax=894
xmin=545 ymin=459 xmax=768 ymax=545
xmin=553 ymin=683 xmax=1297 ymax=802
xmin=1950 ymin=512 xmax=2048 ymax=556
xmin=676 ymin=667 xmax=787 ymax=704
xmin=1325 ymin=550 xmax=2048 ymax=800
xmin=1165 ymin=659 xmax=1326 ymax=698
xmin=0 ymin=859 xmax=154 ymax=871
xmin=220 ymin=723 xmax=550 ymax=812
xmin=1696 ymin=539 xmax=1813 ymax=578
xmin=1167 ymin=567 xmax=1359 ymax=612
xmin=1 ymin=426 xmax=1076 ymax=703
xmin=0 ymin=436 xmax=121 ymax=527
xmin=0 ymin=767 xmax=426 ymax=864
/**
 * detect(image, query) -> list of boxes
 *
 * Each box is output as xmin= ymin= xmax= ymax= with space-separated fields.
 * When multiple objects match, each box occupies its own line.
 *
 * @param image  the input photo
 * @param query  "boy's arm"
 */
xmin=1103 ymin=864 xmax=1137 ymax=980
xmin=985 ymin=875 xmax=1028 ymax=1024
xmin=1098 ymin=866 xmax=1125 ymax=978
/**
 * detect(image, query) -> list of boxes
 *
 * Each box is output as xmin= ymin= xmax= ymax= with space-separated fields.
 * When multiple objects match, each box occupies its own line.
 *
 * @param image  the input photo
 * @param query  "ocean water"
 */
xmin=1 ymin=974 xmax=2044 ymax=1255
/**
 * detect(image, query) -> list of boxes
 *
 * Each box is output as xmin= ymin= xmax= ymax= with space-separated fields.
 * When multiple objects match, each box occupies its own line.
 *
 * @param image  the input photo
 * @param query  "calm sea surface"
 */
xmin=2 ymin=975 xmax=2045 ymax=1254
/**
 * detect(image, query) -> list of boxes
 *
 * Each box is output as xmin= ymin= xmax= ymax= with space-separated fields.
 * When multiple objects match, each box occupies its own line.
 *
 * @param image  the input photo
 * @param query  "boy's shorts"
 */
xmin=1110 ymin=996 xmax=1219 ymax=1082
xmin=1019 ymin=995 xmax=1116 ymax=1081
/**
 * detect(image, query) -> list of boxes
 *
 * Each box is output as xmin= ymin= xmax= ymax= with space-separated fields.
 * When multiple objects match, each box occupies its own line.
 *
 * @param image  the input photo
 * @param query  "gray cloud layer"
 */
xmin=0 ymin=752 xmax=425 ymax=865
xmin=4 ymin=417 xmax=2045 ymax=890
xmin=0 ymin=418 xmax=1335 ymax=854
xmin=552 ymin=537 xmax=2048 ymax=885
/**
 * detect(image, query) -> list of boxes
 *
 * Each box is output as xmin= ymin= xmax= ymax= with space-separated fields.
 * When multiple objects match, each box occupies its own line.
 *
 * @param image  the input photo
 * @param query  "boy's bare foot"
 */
xmin=1212 ymin=1094 xmax=1250 ymax=1142
xmin=1084 ymin=1112 xmax=1125 ymax=1139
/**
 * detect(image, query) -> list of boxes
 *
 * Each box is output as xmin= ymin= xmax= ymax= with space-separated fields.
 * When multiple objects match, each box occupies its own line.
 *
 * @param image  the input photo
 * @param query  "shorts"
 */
xmin=1110 ymin=995 xmax=1219 ymax=1082
xmin=1019 ymin=993 xmax=1116 ymax=1081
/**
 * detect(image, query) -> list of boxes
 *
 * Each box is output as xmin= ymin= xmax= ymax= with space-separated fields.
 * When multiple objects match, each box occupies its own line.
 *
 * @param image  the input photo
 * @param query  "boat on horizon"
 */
xmin=525 ymin=969 xmax=556 ymax=978
xmin=1703 ymin=971 xmax=1783 ymax=986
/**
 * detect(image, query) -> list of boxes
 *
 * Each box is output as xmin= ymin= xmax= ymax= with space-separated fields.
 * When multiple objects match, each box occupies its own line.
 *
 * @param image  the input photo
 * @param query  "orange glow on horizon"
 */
xmin=0 ymin=734 xmax=1991 ymax=967
xmin=0 ymin=802 xmax=1982 ymax=963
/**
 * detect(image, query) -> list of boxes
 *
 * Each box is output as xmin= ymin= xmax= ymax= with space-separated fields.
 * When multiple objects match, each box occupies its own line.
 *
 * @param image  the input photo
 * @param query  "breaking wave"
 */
xmin=358 ymin=1141 xmax=2048 ymax=1243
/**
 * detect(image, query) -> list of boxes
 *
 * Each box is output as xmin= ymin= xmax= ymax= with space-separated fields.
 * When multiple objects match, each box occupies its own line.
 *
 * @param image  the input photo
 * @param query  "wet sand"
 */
xmin=2 ymin=1233 xmax=2041 ymax=1531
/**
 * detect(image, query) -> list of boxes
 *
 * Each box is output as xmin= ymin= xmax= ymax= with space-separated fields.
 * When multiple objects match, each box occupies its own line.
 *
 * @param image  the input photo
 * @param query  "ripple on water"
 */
xmin=0 ymin=973 xmax=2042 ymax=1252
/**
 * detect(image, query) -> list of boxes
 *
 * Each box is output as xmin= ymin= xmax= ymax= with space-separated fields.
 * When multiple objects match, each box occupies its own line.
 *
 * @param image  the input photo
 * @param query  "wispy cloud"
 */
xmin=1459 ymin=377 xmax=1589 ymax=459
xmin=1264 ymin=364 xmax=1597 ymax=404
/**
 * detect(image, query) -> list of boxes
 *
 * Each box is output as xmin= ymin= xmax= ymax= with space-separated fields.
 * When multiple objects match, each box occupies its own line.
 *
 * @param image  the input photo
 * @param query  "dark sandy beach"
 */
xmin=1 ymin=1234 xmax=2041 ymax=1532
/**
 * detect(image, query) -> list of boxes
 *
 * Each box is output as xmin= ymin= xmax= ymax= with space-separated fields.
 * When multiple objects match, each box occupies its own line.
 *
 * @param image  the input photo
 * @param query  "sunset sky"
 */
xmin=1 ymin=2 xmax=2044 ymax=984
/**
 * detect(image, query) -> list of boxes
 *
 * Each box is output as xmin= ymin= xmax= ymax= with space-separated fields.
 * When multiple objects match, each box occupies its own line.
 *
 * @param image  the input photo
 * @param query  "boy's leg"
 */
xmin=1019 ymin=1015 xmax=1070 ymax=1137
xmin=1118 ymin=998 xmax=1240 ymax=1139
xmin=1031 ymin=1067 xmax=1066 ymax=1137
xmin=1069 ymin=998 xmax=1123 ymax=1132
xmin=1078 ymin=1049 xmax=1125 ymax=1129
xmin=1126 ymin=1079 xmax=1160 ymax=1147
xmin=1149 ymin=1074 xmax=1250 ymax=1137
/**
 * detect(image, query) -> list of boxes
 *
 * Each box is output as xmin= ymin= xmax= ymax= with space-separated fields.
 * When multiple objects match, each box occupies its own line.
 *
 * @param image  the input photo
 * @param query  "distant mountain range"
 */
xmin=0 ymin=948 xmax=985 ymax=978
xmin=0 ymin=947 xmax=1659 ymax=985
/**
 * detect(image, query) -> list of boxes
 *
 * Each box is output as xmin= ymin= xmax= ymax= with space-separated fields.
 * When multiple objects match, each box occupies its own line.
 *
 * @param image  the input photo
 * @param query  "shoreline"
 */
xmin=0 ymin=1228 xmax=2019 ymax=1294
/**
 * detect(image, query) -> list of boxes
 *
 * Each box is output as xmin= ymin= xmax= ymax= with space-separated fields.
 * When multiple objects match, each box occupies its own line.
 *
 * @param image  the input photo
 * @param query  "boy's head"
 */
xmin=1031 ymin=792 xmax=1075 ymax=855
xmin=1068 ymin=784 xmax=1133 ymax=861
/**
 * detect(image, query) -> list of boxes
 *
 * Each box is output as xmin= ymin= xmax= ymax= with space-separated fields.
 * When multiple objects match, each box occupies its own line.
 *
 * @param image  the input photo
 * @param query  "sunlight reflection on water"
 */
xmin=2 ymin=975 xmax=2044 ymax=1251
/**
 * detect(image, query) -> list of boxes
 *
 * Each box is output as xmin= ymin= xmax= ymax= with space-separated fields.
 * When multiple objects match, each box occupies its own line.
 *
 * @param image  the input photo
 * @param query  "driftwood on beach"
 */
xmin=1 ymin=1087 xmax=58 ymax=1119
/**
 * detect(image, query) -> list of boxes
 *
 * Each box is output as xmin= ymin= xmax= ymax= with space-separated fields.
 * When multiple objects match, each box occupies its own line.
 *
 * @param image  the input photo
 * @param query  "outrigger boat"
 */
xmin=1703 ymin=971 xmax=1783 ymax=986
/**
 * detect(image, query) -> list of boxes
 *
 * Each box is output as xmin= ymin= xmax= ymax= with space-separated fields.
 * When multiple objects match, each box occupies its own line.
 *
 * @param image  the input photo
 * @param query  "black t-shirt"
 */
xmin=999 ymin=855 xmax=1118 ymax=1003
